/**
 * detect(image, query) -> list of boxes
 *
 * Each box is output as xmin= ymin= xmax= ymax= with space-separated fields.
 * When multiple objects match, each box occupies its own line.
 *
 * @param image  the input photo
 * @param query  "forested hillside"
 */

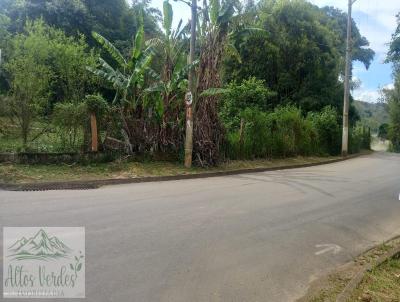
xmin=354 ymin=101 xmax=389 ymax=133
xmin=0 ymin=0 xmax=374 ymax=165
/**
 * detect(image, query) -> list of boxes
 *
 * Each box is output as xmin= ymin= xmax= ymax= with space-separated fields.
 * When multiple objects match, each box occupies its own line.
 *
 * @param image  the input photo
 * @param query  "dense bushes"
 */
xmin=219 ymin=77 xmax=277 ymax=131
xmin=307 ymin=106 xmax=341 ymax=155
xmin=224 ymin=105 xmax=342 ymax=160
xmin=52 ymin=94 xmax=109 ymax=152
xmin=53 ymin=102 xmax=87 ymax=151
xmin=388 ymin=88 xmax=400 ymax=152
xmin=219 ymin=79 xmax=366 ymax=161
xmin=349 ymin=125 xmax=371 ymax=154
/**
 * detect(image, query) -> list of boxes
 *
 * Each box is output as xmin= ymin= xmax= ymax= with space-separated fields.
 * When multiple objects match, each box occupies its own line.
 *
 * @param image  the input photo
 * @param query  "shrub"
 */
xmin=241 ymin=108 xmax=271 ymax=158
xmin=219 ymin=77 xmax=276 ymax=131
xmin=307 ymin=106 xmax=341 ymax=155
xmin=378 ymin=123 xmax=389 ymax=140
xmin=85 ymin=94 xmax=109 ymax=117
xmin=52 ymin=102 xmax=87 ymax=151
xmin=349 ymin=124 xmax=371 ymax=154
xmin=224 ymin=105 xmax=320 ymax=160
xmin=269 ymin=105 xmax=316 ymax=157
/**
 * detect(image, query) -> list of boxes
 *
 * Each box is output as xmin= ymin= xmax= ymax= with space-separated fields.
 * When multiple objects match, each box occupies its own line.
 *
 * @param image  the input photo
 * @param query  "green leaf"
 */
xmin=146 ymin=83 xmax=165 ymax=93
xmin=210 ymin=0 xmax=220 ymax=24
xmin=133 ymin=25 xmax=144 ymax=60
xmin=70 ymin=264 xmax=74 ymax=270
xmin=77 ymin=263 xmax=82 ymax=272
xmin=163 ymin=0 xmax=173 ymax=36
xmin=225 ymin=43 xmax=241 ymax=63
xmin=145 ymin=38 xmax=164 ymax=52
xmin=173 ymin=19 xmax=183 ymax=40
xmin=92 ymin=32 xmax=126 ymax=67
xmin=156 ymin=96 xmax=164 ymax=117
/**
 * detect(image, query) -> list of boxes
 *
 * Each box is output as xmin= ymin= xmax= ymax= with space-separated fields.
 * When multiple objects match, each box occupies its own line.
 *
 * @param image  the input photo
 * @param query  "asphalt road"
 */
xmin=1 ymin=152 xmax=400 ymax=301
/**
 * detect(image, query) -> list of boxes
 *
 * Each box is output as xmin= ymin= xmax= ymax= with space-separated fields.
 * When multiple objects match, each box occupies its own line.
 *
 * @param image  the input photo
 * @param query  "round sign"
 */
xmin=185 ymin=91 xmax=193 ymax=105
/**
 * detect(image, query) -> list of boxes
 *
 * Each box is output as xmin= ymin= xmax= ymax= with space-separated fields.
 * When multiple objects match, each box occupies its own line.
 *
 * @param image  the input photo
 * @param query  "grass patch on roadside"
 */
xmin=300 ymin=238 xmax=400 ymax=302
xmin=349 ymin=255 xmax=400 ymax=302
xmin=0 ymin=155 xmax=342 ymax=184
xmin=307 ymin=273 xmax=352 ymax=302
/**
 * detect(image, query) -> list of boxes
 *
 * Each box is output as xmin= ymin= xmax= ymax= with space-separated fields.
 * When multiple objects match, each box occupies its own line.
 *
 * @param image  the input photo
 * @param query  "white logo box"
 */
xmin=3 ymin=227 xmax=85 ymax=298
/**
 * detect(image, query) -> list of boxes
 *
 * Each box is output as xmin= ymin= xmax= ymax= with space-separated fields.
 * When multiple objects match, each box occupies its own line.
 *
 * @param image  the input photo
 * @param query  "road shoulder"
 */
xmin=0 ymin=152 xmax=371 ymax=191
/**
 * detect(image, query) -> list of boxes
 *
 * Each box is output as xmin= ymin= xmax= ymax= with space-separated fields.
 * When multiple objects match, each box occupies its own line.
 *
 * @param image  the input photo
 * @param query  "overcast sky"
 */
xmin=149 ymin=0 xmax=400 ymax=103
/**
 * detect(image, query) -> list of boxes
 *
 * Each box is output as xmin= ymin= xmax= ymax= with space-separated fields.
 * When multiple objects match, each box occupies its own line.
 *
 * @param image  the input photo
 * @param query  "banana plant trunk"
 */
xmin=90 ymin=112 xmax=98 ymax=152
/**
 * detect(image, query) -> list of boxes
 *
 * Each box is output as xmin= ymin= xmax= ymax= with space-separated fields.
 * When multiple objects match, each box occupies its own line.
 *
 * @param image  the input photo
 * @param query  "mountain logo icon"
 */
xmin=8 ymin=229 xmax=72 ymax=261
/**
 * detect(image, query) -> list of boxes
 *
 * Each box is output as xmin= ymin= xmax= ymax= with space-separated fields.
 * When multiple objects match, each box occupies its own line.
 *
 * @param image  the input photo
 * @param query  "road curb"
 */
xmin=336 ymin=243 xmax=400 ymax=302
xmin=0 ymin=152 xmax=368 ymax=192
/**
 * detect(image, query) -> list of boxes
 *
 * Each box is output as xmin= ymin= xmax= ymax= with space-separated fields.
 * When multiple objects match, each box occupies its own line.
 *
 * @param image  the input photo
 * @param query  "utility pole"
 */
xmin=342 ymin=0 xmax=357 ymax=156
xmin=184 ymin=0 xmax=197 ymax=168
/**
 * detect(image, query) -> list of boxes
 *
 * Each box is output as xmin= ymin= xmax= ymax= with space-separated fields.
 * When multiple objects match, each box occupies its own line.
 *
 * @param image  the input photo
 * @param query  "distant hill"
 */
xmin=354 ymin=101 xmax=389 ymax=133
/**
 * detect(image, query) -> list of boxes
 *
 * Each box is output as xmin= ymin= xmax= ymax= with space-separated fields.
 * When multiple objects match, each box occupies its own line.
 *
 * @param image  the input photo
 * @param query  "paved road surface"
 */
xmin=1 ymin=152 xmax=400 ymax=301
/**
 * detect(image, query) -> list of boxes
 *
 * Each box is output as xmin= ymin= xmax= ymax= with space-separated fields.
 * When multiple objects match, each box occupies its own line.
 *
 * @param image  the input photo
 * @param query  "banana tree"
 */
xmin=145 ymin=0 xmax=191 ymax=150
xmin=87 ymin=23 xmax=154 ymax=107
xmin=194 ymin=0 xmax=266 ymax=166
xmin=87 ymin=19 xmax=157 ymax=147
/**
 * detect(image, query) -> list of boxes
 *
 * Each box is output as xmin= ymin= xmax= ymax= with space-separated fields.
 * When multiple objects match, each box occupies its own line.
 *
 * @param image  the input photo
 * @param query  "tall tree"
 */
xmin=0 ymin=0 xmax=160 ymax=48
xmin=146 ymin=0 xmax=189 ymax=152
xmin=193 ymin=0 xmax=240 ymax=165
xmin=387 ymin=13 xmax=400 ymax=73
xmin=386 ymin=13 xmax=400 ymax=152
xmin=87 ymin=19 xmax=158 ymax=152
xmin=322 ymin=6 xmax=375 ymax=70
xmin=224 ymin=0 xmax=374 ymax=114
xmin=0 ymin=0 xmax=92 ymax=37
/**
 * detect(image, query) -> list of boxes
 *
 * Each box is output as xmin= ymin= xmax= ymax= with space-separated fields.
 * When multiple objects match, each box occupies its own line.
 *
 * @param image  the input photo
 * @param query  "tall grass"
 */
xmin=223 ymin=105 xmax=367 ymax=160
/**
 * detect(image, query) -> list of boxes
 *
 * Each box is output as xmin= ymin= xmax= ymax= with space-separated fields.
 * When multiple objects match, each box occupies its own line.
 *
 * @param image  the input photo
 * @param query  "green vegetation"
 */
xmin=378 ymin=123 xmax=389 ymax=140
xmin=385 ymin=13 xmax=400 ymax=152
xmin=350 ymin=255 xmax=400 ymax=302
xmin=0 ymin=0 xmax=374 ymax=166
xmin=300 ymin=239 xmax=400 ymax=302
xmin=354 ymin=101 xmax=390 ymax=134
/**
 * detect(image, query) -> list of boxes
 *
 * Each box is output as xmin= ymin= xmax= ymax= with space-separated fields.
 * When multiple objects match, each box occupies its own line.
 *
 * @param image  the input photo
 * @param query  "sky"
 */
xmin=149 ymin=0 xmax=400 ymax=103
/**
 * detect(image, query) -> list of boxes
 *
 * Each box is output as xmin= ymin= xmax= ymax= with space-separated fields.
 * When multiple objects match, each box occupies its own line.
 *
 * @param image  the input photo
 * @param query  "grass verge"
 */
xmin=349 ymin=254 xmax=400 ymax=302
xmin=0 ymin=155 xmax=344 ymax=184
xmin=300 ymin=238 xmax=400 ymax=302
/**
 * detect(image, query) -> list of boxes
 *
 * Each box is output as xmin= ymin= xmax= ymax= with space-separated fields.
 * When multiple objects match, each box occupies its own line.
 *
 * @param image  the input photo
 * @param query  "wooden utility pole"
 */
xmin=184 ymin=0 xmax=197 ymax=168
xmin=90 ymin=113 xmax=98 ymax=152
xmin=342 ymin=0 xmax=357 ymax=156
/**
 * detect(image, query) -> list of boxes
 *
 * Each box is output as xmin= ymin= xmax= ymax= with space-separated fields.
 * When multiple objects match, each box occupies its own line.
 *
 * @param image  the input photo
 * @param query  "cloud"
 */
xmin=384 ymin=83 xmax=394 ymax=90
xmin=353 ymin=89 xmax=380 ymax=103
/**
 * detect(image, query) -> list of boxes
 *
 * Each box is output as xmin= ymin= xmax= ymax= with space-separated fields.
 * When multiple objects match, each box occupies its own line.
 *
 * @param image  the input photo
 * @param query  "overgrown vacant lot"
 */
xmin=0 ymin=155 xmax=341 ymax=184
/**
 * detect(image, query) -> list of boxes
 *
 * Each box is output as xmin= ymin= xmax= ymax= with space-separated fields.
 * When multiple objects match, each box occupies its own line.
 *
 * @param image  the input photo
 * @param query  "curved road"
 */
xmin=1 ymin=152 xmax=400 ymax=301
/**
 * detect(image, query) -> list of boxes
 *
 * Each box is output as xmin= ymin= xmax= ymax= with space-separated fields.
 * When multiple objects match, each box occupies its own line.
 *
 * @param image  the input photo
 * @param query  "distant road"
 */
xmin=1 ymin=152 xmax=400 ymax=301
xmin=371 ymin=135 xmax=390 ymax=151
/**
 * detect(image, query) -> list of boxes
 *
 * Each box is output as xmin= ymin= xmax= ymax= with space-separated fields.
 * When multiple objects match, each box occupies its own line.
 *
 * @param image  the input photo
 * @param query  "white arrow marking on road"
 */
xmin=315 ymin=244 xmax=342 ymax=256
